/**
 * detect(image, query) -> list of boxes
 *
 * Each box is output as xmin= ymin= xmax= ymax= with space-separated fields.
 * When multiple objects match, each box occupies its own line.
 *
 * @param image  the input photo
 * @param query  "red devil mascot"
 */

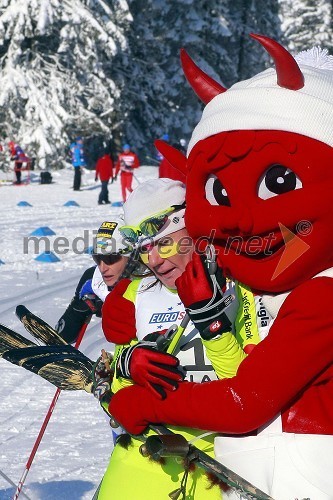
xmin=109 ymin=34 xmax=333 ymax=498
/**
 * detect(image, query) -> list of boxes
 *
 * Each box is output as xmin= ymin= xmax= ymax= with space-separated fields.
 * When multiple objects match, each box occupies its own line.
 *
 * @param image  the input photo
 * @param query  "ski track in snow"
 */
xmin=0 ymin=166 xmax=157 ymax=499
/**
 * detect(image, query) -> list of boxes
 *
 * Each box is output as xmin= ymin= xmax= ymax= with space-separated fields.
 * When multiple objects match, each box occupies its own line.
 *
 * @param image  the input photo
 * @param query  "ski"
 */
xmin=16 ymin=305 xmax=68 ymax=346
xmin=0 ymin=323 xmax=35 ymax=354
xmin=0 ymin=323 xmax=93 ymax=392
xmin=7 ymin=310 xmax=273 ymax=498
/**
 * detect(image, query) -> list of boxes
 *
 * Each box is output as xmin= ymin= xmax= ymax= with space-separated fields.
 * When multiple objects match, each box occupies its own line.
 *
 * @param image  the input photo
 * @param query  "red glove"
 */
xmin=109 ymin=385 xmax=156 ymax=435
xmin=102 ymin=279 xmax=136 ymax=344
xmin=176 ymin=251 xmax=218 ymax=306
xmin=117 ymin=343 xmax=185 ymax=399
xmin=175 ymin=252 xmax=233 ymax=340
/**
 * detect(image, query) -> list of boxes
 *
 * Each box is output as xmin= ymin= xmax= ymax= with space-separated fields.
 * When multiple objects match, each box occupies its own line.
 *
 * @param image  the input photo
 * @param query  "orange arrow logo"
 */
xmin=271 ymin=223 xmax=310 ymax=280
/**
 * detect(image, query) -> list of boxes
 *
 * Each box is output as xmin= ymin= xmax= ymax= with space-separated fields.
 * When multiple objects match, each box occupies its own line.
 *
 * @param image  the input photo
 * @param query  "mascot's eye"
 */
xmin=205 ymin=174 xmax=230 ymax=206
xmin=258 ymin=164 xmax=302 ymax=200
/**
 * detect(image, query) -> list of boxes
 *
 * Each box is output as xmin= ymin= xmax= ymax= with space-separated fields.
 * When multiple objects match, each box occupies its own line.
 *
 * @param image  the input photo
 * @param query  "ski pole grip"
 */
xmin=16 ymin=305 xmax=30 ymax=321
xmin=166 ymin=314 xmax=190 ymax=355
xmin=143 ymin=434 xmax=190 ymax=460
xmin=205 ymin=244 xmax=217 ymax=275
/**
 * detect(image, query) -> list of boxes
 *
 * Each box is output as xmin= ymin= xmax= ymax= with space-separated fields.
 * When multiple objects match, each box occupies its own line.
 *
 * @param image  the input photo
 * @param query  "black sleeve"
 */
xmin=73 ymin=266 xmax=96 ymax=300
xmin=55 ymin=267 xmax=97 ymax=343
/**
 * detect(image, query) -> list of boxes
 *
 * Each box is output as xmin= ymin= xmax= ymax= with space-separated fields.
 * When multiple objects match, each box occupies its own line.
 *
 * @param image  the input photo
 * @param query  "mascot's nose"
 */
xmin=209 ymin=205 xmax=253 ymax=238
xmin=237 ymin=204 xmax=254 ymax=236
xmin=189 ymin=205 xmax=254 ymax=239
xmin=220 ymin=206 xmax=253 ymax=236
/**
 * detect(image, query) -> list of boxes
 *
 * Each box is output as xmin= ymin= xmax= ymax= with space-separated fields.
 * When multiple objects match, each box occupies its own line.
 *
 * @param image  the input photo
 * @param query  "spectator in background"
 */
xmin=8 ymin=141 xmax=30 ymax=185
xmin=70 ymin=137 xmax=87 ymax=191
xmin=95 ymin=151 xmax=114 ymax=205
xmin=115 ymin=144 xmax=140 ymax=203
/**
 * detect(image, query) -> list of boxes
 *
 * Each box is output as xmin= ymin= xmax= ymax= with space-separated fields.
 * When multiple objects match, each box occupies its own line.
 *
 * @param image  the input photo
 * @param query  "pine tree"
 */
xmin=226 ymin=0 xmax=282 ymax=81
xmin=0 ymin=0 xmax=130 ymax=168
xmin=121 ymin=0 xmax=241 ymax=161
xmin=0 ymin=1 xmax=332 ymax=166
xmin=278 ymin=0 xmax=333 ymax=54
xmin=121 ymin=0 xmax=286 ymax=161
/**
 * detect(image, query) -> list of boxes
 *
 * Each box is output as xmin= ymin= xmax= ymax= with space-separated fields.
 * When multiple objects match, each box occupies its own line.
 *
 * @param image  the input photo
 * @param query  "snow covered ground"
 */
xmin=0 ymin=165 xmax=158 ymax=500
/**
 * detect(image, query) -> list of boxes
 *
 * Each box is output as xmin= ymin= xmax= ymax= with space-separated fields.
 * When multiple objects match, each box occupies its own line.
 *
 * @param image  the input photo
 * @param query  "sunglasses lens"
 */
xmin=139 ymin=240 xmax=179 ymax=264
xmin=140 ymin=213 xmax=169 ymax=237
xmin=139 ymin=241 xmax=153 ymax=264
xmin=157 ymin=241 xmax=179 ymax=259
xmin=139 ymin=252 xmax=149 ymax=264
xmin=120 ymin=204 xmax=184 ymax=245
xmin=119 ymin=227 xmax=140 ymax=244
xmin=93 ymin=254 xmax=122 ymax=265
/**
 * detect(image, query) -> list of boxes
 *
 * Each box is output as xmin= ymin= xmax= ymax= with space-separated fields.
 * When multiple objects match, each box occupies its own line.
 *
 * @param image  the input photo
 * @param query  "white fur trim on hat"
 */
xmin=123 ymin=178 xmax=186 ymax=241
xmin=188 ymin=47 xmax=333 ymax=154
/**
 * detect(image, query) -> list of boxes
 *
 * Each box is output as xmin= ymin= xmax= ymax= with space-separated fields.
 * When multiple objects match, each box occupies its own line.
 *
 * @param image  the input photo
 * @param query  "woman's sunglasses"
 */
xmin=139 ymin=239 xmax=180 ymax=264
xmin=119 ymin=202 xmax=185 ymax=244
xmin=92 ymin=253 xmax=123 ymax=266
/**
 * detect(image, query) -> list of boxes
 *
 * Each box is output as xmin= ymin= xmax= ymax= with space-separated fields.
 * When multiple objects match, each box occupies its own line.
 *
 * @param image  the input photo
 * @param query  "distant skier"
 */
xmin=115 ymin=144 xmax=140 ymax=202
xmin=95 ymin=151 xmax=114 ymax=205
xmin=8 ymin=141 xmax=30 ymax=185
xmin=69 ymin=137 xmax=87 ymax=191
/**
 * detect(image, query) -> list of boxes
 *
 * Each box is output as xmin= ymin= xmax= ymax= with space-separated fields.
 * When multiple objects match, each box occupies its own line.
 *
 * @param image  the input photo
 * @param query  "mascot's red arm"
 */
xmin=109 ymin=277 xmax=333 ymax=435
xmin=102 ymin=279 xmax=137 ymax=344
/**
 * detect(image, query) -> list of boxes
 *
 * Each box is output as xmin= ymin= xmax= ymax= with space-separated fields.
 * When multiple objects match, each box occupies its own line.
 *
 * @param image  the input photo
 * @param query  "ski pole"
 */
xmin=0 ymin=469 xmax=31 ymax=500
xmin=143 ymin=425 xmax=274 ymax=500
xmin=164 ymin=244 xmax=222 ymax=355
xmin=13 ymin=316 xmax=92 ymax=500
xmin=166 ymin=313 xmax=190 ymax=355
xmin=144 ymin=155 xmax=160 ymax=165
xmin=133 ymin=173 xmax=141 ymax=185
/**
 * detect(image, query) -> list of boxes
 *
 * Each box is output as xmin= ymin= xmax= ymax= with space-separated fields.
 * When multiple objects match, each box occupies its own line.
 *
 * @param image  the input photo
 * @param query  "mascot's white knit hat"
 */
xmin=123 ymin=178 xmax=186 ymax=242
xmin=187 ymin=45 xmax=333 ymax=154
xmin=95 ymin=217 xmax=133 ymax=255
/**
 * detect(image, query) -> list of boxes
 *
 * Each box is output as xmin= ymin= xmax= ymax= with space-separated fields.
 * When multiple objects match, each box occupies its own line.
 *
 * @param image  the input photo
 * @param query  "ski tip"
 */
xmin=16 ymin=304 xmax=30 ymax=320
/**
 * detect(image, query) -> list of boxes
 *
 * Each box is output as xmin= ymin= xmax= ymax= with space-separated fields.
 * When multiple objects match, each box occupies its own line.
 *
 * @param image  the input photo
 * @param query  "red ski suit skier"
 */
xmin=115 ymin=151 xmax=140 ymax=202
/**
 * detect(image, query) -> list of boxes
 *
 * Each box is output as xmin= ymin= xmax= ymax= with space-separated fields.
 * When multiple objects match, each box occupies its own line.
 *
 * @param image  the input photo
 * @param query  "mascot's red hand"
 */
xmin=176 ymin=252 xmax=232 ymax=340
xmin=109 ymin=385 xmax=157 ymax=435
xmin=117 ymin=343 xmax=185 ymax=400
xmin=102 ymin=279 xmax=136 ymax=344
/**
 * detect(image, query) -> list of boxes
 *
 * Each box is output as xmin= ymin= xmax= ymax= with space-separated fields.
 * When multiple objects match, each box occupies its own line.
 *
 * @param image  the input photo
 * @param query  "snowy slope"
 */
xmin=0 ymin=165 xmax=157 ymax=500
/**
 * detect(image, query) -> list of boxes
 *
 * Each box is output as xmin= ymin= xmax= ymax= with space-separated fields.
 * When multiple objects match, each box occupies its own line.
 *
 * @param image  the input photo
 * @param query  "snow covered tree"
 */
xmin=0 ymin=0 xmax=131 ymax=168
xmin=118 ymin=0 xmax=285 ymax=161
xmin=278 ymin=0 xmax=333 ymax=54
xmin=225 ymin=0 xmax=282 ymax=81
xmin=120 ymin=0 xmax=243 ymax=161
xmin=0 ymin=0 xmax=332 ymax=166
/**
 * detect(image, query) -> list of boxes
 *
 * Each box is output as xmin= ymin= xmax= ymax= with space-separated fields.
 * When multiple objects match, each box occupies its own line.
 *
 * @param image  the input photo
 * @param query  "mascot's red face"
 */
xmin=186 ymin=129 xmax=333 ymax=293
xmin=156 ymin=34 xmax=333 ymax=294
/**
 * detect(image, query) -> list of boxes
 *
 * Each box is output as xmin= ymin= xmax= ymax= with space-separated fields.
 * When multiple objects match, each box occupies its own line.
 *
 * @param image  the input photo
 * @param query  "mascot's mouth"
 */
xmin=221 ymin=226 xmax=295 ymax=261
